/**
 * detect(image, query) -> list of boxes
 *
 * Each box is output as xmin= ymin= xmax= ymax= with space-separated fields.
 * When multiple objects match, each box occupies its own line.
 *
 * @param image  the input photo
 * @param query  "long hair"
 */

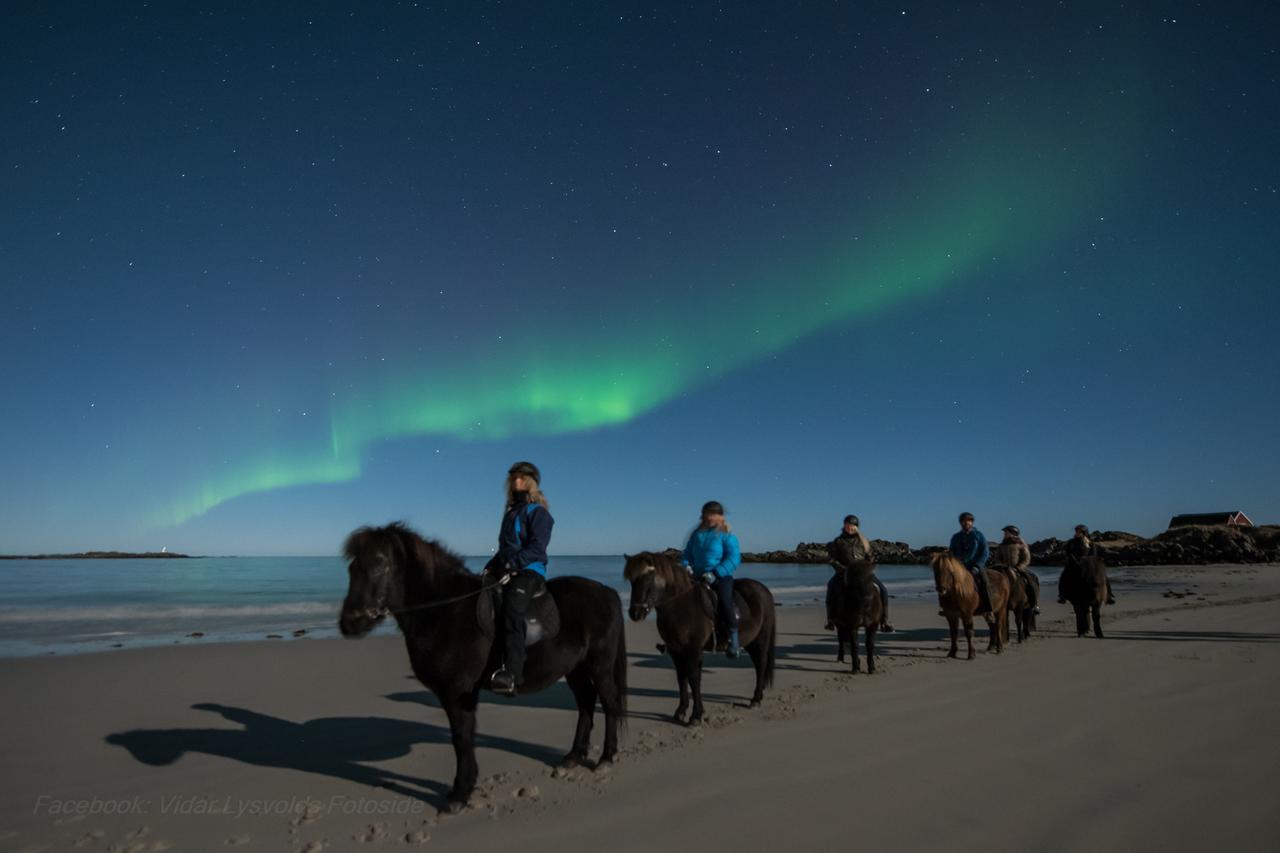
xmin=848 ymin=526 xmax=872 ymax=555
xmin=698 ymin=515 xmax=732 ymax=534
xmin=505 ymin=475 xmax=549 ymax=510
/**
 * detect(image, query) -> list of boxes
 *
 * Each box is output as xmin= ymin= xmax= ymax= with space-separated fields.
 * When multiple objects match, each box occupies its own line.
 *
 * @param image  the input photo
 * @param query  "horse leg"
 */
xmin=441 ymin=691 xmax=479 ymax=812
xmin=835 ymin=624 xmax=848 ymax=662
xmin=592 ymin=656 xmax=622 ymax=768
xmin=946 ymin=614 xmax=959 ymax=659
xmin=851 ymin=625 xmax=861 ymax=673
xmin=1014 ymin=607 xmax=1025 ymax=643
xmin=1092 ymin=603 xmax=1104 ymax=639
xmin=985 ymin=614 xmax=998 ymax=653
xmin=865 ymin=624 xmax=877 ymax=674
xmin=562 ymin=667 xmax=597 ymax=768
xmin=963 ymin=616 xmax=975 ymax=660
xmin=688 ymin=652 xmax=706 ymax=725
xmin=672 ymin=651 xmax=690 ymax=724
xmin=1075 ymin=605 xmax=1088 ymax=637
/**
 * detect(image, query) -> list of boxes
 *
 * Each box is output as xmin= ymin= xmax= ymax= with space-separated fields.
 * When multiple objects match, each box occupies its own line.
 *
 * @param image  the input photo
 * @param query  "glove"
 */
xmin=701 ymin=572 xmax=716 ymax=587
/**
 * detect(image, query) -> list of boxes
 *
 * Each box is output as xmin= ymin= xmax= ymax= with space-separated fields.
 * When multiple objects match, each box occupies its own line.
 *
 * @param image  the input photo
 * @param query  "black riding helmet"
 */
xmin=507 ymin=461 xmax=541 ymax=484
xmin=701 ymin=500 xmax=725 ymax=517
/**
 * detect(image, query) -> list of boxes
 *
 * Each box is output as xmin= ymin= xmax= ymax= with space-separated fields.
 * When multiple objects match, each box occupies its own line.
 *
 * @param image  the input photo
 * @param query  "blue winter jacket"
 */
xmin=497 ymin=500 xmax=554 ymax=576
xmin=681 ymin=527 xmax=741 ymax=579
xmin=949 ymin=528 xmax=990 ymax=571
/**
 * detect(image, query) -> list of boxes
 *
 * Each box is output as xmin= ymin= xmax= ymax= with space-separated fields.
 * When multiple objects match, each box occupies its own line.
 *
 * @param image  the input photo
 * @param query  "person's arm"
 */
xmin=975 ymin=532 xmax=990 ymax=568
xmin=1016 ymin=542 xmax=1032 ymax=571
xmin=513 ymin=506 xmax=554 ymax=570
xmin=714 ymin=533 xmax=741 ymax=578
xmin=949 ymin=532 xmax=967 ymax=561
xmin=681 ymin=532 xmax=696 ymax=570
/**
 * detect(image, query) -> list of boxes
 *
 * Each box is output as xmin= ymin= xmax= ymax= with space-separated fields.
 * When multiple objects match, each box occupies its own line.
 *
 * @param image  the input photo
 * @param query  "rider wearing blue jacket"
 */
xmin=487 ymin=461 xmax=554 ymax=696
xmin=949 ymin=511 xmax=994 ymax=612
xmin=681 ymin=500 xmax=743 ymax=657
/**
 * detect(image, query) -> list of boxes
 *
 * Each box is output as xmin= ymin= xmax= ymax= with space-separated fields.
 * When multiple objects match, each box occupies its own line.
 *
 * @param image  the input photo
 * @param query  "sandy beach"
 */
xmin=1 ymin=563 xmax=1277 ymax=852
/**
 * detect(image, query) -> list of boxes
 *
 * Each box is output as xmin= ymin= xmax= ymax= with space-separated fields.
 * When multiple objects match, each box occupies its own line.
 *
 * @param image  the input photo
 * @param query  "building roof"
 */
xmin=1168 ymin=511 xmax=1253 ymax=528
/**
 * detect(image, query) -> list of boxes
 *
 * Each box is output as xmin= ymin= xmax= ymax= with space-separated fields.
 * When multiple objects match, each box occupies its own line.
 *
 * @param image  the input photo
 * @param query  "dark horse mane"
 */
xmin=622 ymin=550 xmax=687 ymax=584
xmin=342 ymin=521 xmax=474 ymax=584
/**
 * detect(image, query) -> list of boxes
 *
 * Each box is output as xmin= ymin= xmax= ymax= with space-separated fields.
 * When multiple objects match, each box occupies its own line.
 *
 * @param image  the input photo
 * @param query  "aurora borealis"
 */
xmin=2 ymin=2 xmax=1276 ymax=555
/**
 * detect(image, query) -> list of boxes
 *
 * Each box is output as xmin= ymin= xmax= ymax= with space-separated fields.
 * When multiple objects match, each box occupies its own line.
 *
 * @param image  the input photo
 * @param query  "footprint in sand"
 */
xmin=353 ymin=824 xmax=387 ymax=843
xmin=73 ymin=830 xmax=106 ymax=848
xmin=294 ymin=841 xmax=326 ymax=853
xmin=53 ymin=814 xmax=88 ymax=826
xmin=224 ymin=836 xmax=251 ymax=846
xmin=403 ymin=830 xmax=432 ymax=845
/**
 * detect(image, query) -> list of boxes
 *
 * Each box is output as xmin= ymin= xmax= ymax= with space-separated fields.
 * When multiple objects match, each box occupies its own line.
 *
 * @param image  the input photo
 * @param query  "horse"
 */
xmin=623 ymin=552 xmax=776 ymax=725
xmin=339 ymin=523 xmax=627 ymax=812
xmin=1014 ymin=570 xmax=1041 ymax=641
xmin=930 ymin=552 xmax=1012 ymax=659
xmin=1059 ymin=555 xmax=1108 ymax=638
xmin=998 ymin=567 xmax=1029 ymax=644
xmin=829 ymin=559 xmax=884 ymax=674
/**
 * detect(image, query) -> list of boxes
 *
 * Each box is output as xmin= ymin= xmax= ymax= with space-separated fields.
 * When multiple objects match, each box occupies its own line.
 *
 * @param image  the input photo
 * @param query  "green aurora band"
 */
xmin=156 ymin=107 xmax=1138 ymax=527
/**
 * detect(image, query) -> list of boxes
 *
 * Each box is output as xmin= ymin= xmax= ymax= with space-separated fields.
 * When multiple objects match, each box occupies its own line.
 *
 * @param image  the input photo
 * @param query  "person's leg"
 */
xmin=874 ymin=576 xmax=894 ymax=631
xmin=1057 ymin=566 xmax=1069 ymax=604
xmin=715 ymin=576 xmax=740 ymax=656
xmin=825 ymin=573 xmax=840 ymax=630
xmin=496 ymin=571 xmax=538 ymax=692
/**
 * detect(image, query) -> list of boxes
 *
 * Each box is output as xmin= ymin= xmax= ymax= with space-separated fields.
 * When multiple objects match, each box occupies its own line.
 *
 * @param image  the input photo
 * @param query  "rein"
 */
xmin=354 ymin=576 xmax=508 ymax=621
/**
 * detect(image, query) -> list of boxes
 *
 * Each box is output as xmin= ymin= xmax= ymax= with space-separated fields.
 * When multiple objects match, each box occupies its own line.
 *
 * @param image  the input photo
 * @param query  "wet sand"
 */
xmin=1 ymin=563 xmax=1277 ymax=852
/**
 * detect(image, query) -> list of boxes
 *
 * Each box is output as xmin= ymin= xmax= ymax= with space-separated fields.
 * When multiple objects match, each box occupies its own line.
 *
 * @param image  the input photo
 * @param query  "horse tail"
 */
xmin=763 ymin=597 xmax=777 ymax=689
xmin=611 ymin=590 xmax=629 ymax=732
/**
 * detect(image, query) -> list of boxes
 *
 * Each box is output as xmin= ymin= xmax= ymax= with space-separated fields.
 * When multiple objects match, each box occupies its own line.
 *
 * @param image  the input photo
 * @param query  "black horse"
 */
xmin=1059 ymin=555 xmax=1109 ymax=638
xmin=339 ymin=523 xmax=627 ymax=812
xmin=829 ymin=559 xmax=884 ymax=674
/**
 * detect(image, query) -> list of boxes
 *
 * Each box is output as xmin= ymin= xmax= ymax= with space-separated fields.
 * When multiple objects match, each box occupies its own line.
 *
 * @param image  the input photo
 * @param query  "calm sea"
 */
xmin=0 ymin=556 xmax=963 ymax=657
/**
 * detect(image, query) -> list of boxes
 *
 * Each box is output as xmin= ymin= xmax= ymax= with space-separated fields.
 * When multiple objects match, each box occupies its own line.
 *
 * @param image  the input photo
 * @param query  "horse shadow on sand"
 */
xmin=771 ymin=626 xmax=961 ymax=672
xmin=105 ymin=702 xmax=563 ymax=809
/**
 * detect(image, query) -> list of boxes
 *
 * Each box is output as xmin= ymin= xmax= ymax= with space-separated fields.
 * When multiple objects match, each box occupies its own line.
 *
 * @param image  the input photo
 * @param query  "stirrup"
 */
xmin=489 ymin=668 xmax=517 ymax=696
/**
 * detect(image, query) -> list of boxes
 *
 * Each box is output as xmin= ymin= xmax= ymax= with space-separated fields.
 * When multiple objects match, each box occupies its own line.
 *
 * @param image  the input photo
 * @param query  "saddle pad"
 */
xmin=477 ymin=584 xmax=561 ymax=645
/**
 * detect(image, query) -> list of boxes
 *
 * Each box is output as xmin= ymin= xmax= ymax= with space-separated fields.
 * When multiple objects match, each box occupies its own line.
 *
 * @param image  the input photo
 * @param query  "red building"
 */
xmin=1167 ymin=511 xmax=1254 ymax=529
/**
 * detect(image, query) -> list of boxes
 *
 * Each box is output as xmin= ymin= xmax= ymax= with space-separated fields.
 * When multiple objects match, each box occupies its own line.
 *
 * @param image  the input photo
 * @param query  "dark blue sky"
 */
xmin=2 ymin=1 xmax=1276 ymax=556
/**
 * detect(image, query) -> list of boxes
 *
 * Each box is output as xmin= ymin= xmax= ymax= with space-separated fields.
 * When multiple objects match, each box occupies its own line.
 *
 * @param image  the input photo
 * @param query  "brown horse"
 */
xmin=1059 ymin=556 xmax=1108 ymax=638
xmin=996 ymin=567 xmax=1029 ymax=644
xmin=623 ymin=552 xmax=776 ymax=725
xmin=830 ymin=560 xmax=884 ymax=674
xmin=931 ymin=552 xmax=1012 ymax=659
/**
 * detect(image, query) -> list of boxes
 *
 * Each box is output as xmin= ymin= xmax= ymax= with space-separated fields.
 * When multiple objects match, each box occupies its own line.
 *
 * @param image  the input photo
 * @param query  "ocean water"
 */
xmin=0 ymin=556 xmax=965 ymax=658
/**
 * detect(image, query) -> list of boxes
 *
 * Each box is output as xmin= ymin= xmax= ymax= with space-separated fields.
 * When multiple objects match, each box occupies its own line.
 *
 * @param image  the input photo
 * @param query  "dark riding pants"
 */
xmin=502 ymin=570 xmax=545 ymax=685
xmin=712 ymin=575 xmax=738 ymax=632
xmin=969 ymin=568 xmax=992 ymax=612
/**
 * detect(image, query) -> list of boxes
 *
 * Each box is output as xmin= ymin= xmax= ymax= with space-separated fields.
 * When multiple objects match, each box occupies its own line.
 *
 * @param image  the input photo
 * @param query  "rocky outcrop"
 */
xmin=742 ymin=540 xmax=940 ymax=565
xmin=740 ymin=525 xmax=1280 ymax=566
xmin=1030 ymin=525 xmax=1280 ymax=566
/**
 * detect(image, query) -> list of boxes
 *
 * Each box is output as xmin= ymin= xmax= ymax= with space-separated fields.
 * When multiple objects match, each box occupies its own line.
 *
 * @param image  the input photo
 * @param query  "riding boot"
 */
xmin=1106 ymin=578 xmax=1116 ymax=605
xmin=726 ymin=628 xmax=741 ymax=658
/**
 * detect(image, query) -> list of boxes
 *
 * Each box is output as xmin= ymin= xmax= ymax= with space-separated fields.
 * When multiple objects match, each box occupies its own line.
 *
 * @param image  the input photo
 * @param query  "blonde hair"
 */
xmin=699 ymin=515 xmax=731 ymax=534
xmin=505 ymin=474 xmax=549 ymax=510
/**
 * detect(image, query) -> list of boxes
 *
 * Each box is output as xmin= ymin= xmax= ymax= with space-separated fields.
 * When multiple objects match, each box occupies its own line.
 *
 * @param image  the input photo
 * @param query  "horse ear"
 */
xmin=623 ymin=553 xmax=631 ymax=561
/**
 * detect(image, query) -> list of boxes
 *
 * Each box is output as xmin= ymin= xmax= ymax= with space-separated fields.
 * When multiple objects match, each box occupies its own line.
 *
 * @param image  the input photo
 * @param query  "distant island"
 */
xmin=0 ymin=551 xmax=194 ymax=560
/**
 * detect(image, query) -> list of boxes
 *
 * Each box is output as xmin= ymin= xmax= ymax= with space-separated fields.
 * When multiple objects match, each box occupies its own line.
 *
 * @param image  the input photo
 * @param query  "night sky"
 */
xmin=2 ymin=2 xmax=1276 ymax=556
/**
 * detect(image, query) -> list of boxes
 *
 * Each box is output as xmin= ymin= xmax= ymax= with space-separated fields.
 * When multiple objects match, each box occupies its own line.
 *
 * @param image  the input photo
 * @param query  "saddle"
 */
xmin=696 ymin=584 xmax=744 ymax=652
xmin=477 ymin=580 xmax=561 ymax=645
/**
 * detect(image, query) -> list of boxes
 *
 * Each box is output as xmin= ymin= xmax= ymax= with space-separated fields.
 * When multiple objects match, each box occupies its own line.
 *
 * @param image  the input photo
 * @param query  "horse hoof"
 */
xmin=557 ymin=755 xmax=581 ymax=770
xmin=594 ymin=759 xmax=615 ymax=774
xmin=442 ymin=799 xmax=467 ymax=816
xmin=748 ymin=699 xmax=761 ymax=709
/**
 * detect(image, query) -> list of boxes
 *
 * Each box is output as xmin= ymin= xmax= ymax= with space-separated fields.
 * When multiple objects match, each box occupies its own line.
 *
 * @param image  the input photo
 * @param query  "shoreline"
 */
xmin=2 ymin=563 xmax=1278 ymax=851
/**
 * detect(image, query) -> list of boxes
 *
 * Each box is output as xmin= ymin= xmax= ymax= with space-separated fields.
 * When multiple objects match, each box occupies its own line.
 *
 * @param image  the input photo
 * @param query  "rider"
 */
xmin=825 ymin=515 xmax=894 ymax=633
xmin=1058 ymin=524 xmax=1116 ymax=605
xmin=487 ymin=461 xmax=555 ymax=697
xmin=949 ymin=511 xmax=993 ymax=612
xmin=681 ymin=501 xmax=743 ymax=658
xmin=996 ymin=524 xmax=1039 ymax=615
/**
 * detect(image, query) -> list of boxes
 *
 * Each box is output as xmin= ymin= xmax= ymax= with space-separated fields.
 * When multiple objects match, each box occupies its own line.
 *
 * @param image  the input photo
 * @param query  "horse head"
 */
xmin=930 ymin=552 xmax=962 ymax=595
xmin=623 ymin=552 xmax=670 ymax=622
xmin=339 ymin=523 xmax=413 ymax=637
